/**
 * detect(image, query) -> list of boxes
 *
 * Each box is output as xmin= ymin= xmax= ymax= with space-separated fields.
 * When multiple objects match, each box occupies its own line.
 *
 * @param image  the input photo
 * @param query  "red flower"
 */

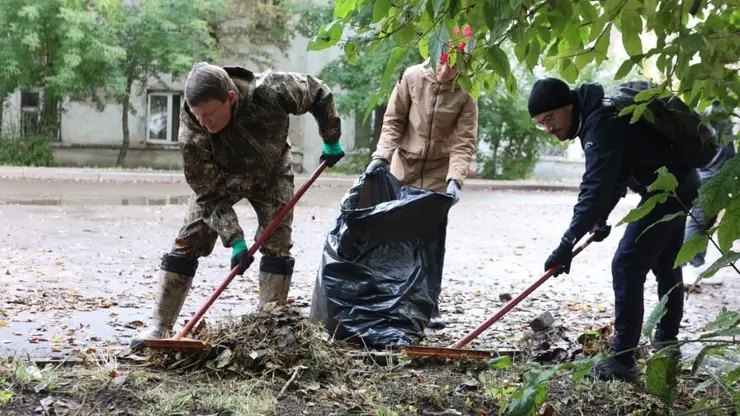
xmin=440 ymin=53 xmax=449 ymax=63
xmin=463 ymin=25 xmax=472 ymax=39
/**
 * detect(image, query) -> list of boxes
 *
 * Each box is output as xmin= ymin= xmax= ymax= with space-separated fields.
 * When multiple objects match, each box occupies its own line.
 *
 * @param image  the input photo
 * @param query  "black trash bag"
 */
xmin=309 ymin=171 xmax=454 ymax=349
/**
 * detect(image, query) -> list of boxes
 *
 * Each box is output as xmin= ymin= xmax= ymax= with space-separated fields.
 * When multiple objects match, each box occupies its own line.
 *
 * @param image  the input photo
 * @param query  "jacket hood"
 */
xmin=574 ymin=82 xmax=606 ymax=138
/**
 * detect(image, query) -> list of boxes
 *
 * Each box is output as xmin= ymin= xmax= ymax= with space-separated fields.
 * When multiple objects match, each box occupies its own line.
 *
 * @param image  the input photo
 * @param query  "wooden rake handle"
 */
xmin=173 ymin=160 xmax=330 ymax=340
xmin=448 ymin=233 xmax=597 ymax=349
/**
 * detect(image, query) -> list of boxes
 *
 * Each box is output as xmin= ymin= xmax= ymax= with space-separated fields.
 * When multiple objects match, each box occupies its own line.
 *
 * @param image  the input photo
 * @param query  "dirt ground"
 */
xmin=0 ymin=178 xmax=738 ymax=415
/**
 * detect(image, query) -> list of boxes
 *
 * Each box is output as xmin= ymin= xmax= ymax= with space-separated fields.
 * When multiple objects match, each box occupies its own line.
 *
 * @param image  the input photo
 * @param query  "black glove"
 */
xmin=446 ymin=179 xmax=461 ymax=205
xmin=365 ymin=158 xmax=390 ymax=175
xmin=591 ymin=219 xmax=612 ymax=242
xmin=545 ymin=237 xmax=575 ymax=276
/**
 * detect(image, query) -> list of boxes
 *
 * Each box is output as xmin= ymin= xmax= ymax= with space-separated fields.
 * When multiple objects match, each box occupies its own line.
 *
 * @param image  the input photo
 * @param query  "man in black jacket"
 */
xmin=528 ymin=78 xmax=700 ymax=382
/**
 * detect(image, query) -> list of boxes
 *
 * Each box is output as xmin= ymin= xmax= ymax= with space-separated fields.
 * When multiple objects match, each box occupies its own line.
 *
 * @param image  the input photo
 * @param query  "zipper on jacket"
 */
xmin=420 ymin=83 xmax=440 ymax=189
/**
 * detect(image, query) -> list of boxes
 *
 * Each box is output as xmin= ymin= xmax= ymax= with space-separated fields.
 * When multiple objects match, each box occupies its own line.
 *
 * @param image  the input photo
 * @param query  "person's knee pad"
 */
xmin=160 ymin=254 xmax=199 ymax=277
xmin=260 ymin=256 xmax=295 ymax=275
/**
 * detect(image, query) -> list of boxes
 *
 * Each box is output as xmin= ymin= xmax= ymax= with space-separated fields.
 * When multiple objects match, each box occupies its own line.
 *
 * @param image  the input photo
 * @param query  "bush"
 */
xmin=0 ymin=136 xmax=56 ymax=167
xmin=475 ymin=88 xmax=563 ymax=180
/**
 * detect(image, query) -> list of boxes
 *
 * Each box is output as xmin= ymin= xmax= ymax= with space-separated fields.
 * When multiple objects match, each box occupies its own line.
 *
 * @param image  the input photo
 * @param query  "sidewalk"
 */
xmin=0 ymin=166 xmax=581 ymax=192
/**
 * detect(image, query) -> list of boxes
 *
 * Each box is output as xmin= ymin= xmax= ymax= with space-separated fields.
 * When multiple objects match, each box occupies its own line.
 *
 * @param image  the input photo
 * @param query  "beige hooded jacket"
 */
xmin=372 ymin=62 xmax=479 ymax=192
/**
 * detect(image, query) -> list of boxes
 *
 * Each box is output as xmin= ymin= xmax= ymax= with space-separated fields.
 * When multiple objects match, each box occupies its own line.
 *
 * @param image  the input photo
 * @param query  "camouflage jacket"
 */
xmin=179 ymin=66 xmax=342 ymax=248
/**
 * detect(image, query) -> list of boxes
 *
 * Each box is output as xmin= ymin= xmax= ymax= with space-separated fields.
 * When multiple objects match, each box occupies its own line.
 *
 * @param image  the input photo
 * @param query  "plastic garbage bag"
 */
xmin=308 ymin=171 xmax=454 ymax=349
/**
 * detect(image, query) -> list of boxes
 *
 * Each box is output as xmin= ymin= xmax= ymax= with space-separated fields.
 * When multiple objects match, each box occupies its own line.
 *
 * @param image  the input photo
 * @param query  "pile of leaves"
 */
xmin=149 ymin=305 xmax=354 ymax=383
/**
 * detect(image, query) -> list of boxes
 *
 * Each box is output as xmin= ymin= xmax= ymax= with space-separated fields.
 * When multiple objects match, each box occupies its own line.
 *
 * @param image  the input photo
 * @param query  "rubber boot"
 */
xmin=130 ymin=255 xmax=197 ymax=350
xmin=259 ymin=256 xmax=295 ymax=308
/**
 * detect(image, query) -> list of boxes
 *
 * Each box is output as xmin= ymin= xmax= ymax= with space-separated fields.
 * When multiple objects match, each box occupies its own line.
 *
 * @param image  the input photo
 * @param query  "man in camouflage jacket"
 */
xmin=131 ymin=62 xmax=344 ymax=349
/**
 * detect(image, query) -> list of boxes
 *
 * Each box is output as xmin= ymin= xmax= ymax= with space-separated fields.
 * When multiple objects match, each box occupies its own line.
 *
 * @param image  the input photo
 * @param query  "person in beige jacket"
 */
xmin=365 ymin=36 xmax=479 ymax=329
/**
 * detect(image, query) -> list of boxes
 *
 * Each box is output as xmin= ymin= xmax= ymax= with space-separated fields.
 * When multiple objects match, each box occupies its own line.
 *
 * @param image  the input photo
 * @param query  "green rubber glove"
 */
xmin=320 ymin=141 xmax=345 ymax=167
xmin=230 ymin=239 xmax=253 ymax=275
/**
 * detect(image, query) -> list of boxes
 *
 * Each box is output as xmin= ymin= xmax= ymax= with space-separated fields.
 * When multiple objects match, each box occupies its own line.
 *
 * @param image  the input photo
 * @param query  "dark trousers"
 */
xmin=611 ymin=171 xmax=699 ymax=364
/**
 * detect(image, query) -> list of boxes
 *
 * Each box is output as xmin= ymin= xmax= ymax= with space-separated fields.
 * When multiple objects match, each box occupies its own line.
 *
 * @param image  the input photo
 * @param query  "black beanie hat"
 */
xmin=528 ymin=78 xmax=574 ymax=117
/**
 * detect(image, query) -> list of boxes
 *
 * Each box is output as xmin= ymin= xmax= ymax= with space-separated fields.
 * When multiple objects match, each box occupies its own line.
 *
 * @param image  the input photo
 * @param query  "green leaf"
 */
xmin=381 ymin=46 xmax=407 ymax=87
xmin=507 ymin=384 xmax=546 ymax=416
xmin=504 ymin=72 xmax=518 ymax=95
xmin=489 ymin=355 xmax=513 ymax=369
xmin=563 ymin=21 xmax=581 ymax=49
xmin=487 ymin=45 xmax=510 ymax=78
xmin=525 ymin=38 xmax=540 ymax=70
xmin=617 ymin=193 xmax=668 ymax=226
xmin=617 ymin=104 xmax=637 ymax=117
xmin=373 ymin=0 xmax=391 ymax=21
xmin=560 ymin=59 xmax=578 ymax=84
xmin=637 ymin=212 xmax=685 ymax=241
xmin=647 ymin=168 xmax=679 ymax=193
xmin=428 ymin=24 xmax=450 ymax=73
xmin=575 ymin=51 xmax=597 ymax=70
xmin=698 ymin=250 xmax=740 ymax=281
xmin=308 ymin=20 xmax=344 ymax=51
xmin=702 ymin=308 xmax=740 ymax=333
xmin=0 ymin=390 xmax=12 ymax=406
xmin=620 ymin=10 xmax=643 ymax=56
xmin=692 ymin=379 xmax=716 ymax=394
xmin=333 ymin=0 xmax=356 ymax=19
xmin=634 ymin=89 xmax=660 ymax=102
xmin=642 ymin=107 xmax=655 ymax=124
xmin=643 ymin=288 xmax=675 ymax=339
xmin=594 ymin=31 xmax=611 ymax=64
xmin=630 ymin=103 xmax=647 ymax=123
xmin=698 ymin=157 xmax=740 ymax=220
xmin=391 ymin=23 xmax=417 ymax=44
xmin=673 ymin=234 xmax=710 ymax=269
xmin=363 ymin=93 xmax=379 ymax=123
xmin=458 ymin=74 xmax=473 ymax=94
xmin=343 ymin=42 xmax=358 ymax=65
xmin=691 ymin=345 xmax=725 ymax=374
xmin=589 ymin=14 xmax=607 ymax=43
xmin=614 ymin=58 xmax=637 ymax=81
xmin=514 ymin=41 xmax=528 ymax=63
xmin=646 ymin=353 xmax=679 ymax=407
xmin=718 ymin=197 xmax=740 ymax=252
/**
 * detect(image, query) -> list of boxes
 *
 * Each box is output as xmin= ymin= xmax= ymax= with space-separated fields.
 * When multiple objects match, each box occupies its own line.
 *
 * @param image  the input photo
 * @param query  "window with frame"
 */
xmin=147 ymin=92 xmax=182 ymax=143
xmin=20 ymin=91 xmax=40 ymax=137
xmin=19 ymin=90 xmax=61 ymax=140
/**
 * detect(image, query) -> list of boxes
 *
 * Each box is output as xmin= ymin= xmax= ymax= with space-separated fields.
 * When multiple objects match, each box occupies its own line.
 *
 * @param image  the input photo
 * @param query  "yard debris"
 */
xmin=498 ymin=293 xmax=513 ymax=302
xmin=529 ymin=311 xmax=555 ymax=332
xmin=147 ymin=305 xmax=356 ymax=395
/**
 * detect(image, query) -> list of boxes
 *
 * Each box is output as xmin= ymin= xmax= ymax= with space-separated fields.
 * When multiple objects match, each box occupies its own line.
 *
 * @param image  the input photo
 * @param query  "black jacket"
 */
xmin=563 ymin=83 xmax=696 ymax=243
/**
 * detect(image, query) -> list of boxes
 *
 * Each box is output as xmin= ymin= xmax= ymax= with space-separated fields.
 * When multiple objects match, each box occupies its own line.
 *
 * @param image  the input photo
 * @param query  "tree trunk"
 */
xmin=353 ymin=111 xmax=372 ymax=149
xmin=116 ymin=82 xmax=133 ymax=167
xmin=372 ymin=105 xmax=387 ymax=152
xmin=38 ymin=93 xmax=60 ymax=139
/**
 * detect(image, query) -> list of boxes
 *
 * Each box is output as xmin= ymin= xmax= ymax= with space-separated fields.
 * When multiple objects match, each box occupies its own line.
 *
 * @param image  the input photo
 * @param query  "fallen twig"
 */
xmin=278 ymin=366 xmax=303 ymax=398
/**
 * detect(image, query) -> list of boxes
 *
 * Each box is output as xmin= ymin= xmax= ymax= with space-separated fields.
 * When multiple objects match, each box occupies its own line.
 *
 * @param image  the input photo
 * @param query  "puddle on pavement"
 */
xmin=0 ymin=195 xmax=192 ymax=206
xmin=0 ymin=193 xmax=320 ymax=207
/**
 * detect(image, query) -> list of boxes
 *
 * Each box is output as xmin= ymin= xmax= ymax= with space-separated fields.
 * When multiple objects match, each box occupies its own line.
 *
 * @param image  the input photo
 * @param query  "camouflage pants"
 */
xmin=169 ymin=157 xmax=295 ymax=261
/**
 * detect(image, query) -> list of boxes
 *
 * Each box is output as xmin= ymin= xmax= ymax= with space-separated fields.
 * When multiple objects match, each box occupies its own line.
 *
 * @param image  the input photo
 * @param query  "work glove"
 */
xmin=544 ymin=236 xmax=575 ymax=277
xmin=230 ymin=239 xmax=254 ymax=275
xmin=365 ymin=158 xmax=389 ymax=175
xmin=320 ymin=141 xmax=345 ymax=167
xmin=591 ymin=219 xmax=612 ymax=242
xmin=446 ymin=179 xmax=461 ymax=206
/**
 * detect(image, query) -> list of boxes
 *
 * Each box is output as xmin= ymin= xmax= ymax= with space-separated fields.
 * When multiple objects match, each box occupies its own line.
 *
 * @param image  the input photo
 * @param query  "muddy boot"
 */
xmin=259 ymin=256 xmax=295 ymax=307
xmin=130 ymin=255 xmax=197 ymax=350
xmin=584 ymin=353 xmax=639 ymax=383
